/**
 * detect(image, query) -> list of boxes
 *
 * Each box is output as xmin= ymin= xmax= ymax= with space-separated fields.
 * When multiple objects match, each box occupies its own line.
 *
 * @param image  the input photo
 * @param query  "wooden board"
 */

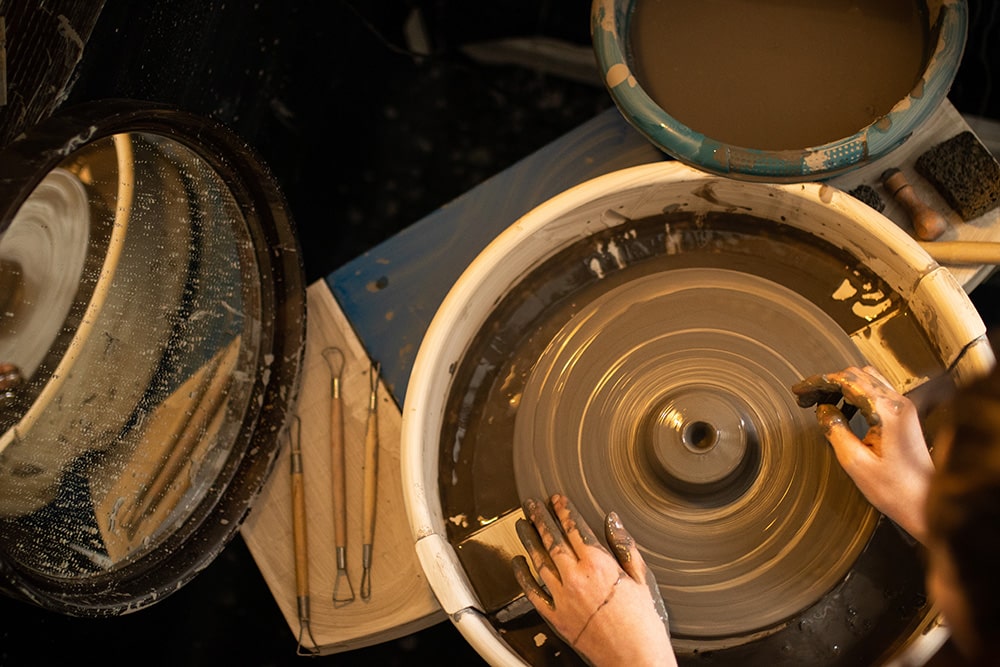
xmin=241 ymin=281 xmax=444 ymax=655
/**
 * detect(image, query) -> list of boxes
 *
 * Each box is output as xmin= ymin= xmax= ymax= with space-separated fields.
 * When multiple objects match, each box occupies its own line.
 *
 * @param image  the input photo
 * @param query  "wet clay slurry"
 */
xmin=630 ymin=0 xmax=928 ymax=150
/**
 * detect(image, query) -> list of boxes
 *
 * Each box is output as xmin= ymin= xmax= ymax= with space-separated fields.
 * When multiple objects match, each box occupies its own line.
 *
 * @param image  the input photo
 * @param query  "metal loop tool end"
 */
xmin=295 ymin=612 xmax=320 ymax=657
xmin=321 ymin=346 xmax=345 ymax=399
xmin=333 ymin=545 xmax=355 ymax=607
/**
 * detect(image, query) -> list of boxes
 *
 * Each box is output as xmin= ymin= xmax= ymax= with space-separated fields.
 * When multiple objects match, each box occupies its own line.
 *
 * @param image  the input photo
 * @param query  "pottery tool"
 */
xmin=916 ymin=130 xmax=1000 ymax=221
xmin=454 ymin=509 xmax=536 ymax=622
xmin=322 ymin=346 xmax=355 ymax=606
xmin=881 ymin=167 xmax=948 ymax=241
xmin=288 ymin=414 xmax=319 ymax=655
xmin=360 ymin=361 xmax=380 ymax=601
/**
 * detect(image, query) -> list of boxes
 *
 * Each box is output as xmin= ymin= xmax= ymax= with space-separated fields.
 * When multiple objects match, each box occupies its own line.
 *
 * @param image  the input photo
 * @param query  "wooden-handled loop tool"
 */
xmin=360 ymin=361 xmax=381 ymax=601
xmin=321 ymin=346 xmax=355 ymax=606
xmin=288 ymin=414 xmax=319 ymax=656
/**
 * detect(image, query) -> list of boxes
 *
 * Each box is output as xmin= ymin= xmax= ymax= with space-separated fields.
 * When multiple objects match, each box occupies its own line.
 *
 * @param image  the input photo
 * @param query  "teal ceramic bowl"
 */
xmin=591 ymin=0 xmax=968 ymax=182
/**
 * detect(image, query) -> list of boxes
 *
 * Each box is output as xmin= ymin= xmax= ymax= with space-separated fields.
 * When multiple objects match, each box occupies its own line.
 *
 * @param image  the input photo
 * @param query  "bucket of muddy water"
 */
xmin=591 ymin=0 xmax=968 ymax=181
xmin=401 ymin=161 xmax=993 ymax=665
xmin=0 ymin=100 xmax=305 ymax=615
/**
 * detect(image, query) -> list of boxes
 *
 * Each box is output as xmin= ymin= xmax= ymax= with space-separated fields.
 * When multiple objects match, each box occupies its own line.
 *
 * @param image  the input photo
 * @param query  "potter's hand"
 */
xmin=512 ymin=493 xmax=676 ymax=667
xmin=792 ymin=365 xmax=933 ymax=543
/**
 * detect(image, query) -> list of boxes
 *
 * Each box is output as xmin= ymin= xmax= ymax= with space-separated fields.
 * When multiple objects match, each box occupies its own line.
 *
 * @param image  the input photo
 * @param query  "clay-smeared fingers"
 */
xmin=512 ymin=554 xmax=554 ymax=610
xmin=815 ymin=402 xmax=870 ymax=466
xmin=515 ymin=516 xmax=561 ymax=586
xmin=793 ymin=366 xmax=895 ymax=426
xmin=549 ymin=494 xmax=605 ymax=558
xmin=834 ymin=367 xmax=885 ymax=416
xmin=791 ymin=373 xmax=844 ymax=409
xmin=523 ymin=497 xmax=574 ymax=559
xmin=814 ymin=401 xmax=850 ymax=436
xmin=605 ymin=511 xmax=670 ymax=629
xmin=604 ymin=511 xmax=642 ymax=580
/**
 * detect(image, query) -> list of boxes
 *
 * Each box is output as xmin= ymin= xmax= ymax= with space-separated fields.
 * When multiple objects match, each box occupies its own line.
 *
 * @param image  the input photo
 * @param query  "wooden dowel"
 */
xmin=291 ymin=430 xmax=309 ymax=600
xmin=288 ymin=415 xmax=318 ymax=655
xmin=323 ymin=346 xmax=355 ymax=604
xmin=331 ymin=382 xmax=347 ymax=553
xmin=360 ymin=362 xmax=380 ymax=601
xmin=918 ymin=240 xmax=1000 ymax=265
xmin=361 ymin=405 xmax=378 ymax=549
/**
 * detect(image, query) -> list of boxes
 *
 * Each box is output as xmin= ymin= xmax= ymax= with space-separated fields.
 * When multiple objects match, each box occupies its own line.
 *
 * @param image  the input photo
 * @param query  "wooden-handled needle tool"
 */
xmin=322 ymin=347 xmax=354 ymax=606
xmin=288 ymin=414 xmax=319 ymax=655
xmin=360 ymin=361 xmax=381 ymax=601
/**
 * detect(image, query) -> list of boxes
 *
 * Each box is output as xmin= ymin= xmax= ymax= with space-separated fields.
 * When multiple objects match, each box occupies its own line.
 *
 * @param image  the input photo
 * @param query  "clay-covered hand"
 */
xmin=791 ymin=365 xmax=934 ymax=543
xmin=511 ymin=493 xmax=676 ymax=667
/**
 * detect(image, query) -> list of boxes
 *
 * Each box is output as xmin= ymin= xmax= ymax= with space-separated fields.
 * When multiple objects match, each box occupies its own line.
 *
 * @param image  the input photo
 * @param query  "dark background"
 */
xmin=1 ymin=1 xmax=999 ymax=665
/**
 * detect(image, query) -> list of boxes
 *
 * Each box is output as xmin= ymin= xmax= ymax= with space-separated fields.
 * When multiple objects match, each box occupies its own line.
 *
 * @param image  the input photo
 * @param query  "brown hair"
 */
xmin=925 ymin=365 xmax=1000 ymax=659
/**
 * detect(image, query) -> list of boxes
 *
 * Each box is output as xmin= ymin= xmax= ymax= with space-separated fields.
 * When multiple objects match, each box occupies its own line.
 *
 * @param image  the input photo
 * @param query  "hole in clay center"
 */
xmin=684 ymin=420 xmax=717 ymax=450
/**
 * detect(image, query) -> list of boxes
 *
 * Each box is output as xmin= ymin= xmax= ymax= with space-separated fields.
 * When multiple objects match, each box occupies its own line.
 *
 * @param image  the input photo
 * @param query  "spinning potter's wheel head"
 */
xmin=513 ymin=268 xmax=876 ymax=640
xmin=401 ymin=162 xmax=993 ymax=666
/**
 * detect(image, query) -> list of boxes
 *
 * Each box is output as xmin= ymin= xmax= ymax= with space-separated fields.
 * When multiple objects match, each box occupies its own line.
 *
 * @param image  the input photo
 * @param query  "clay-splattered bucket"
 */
xmin=401 ymin=161 xmax=993 ymax=665
xmin=591 ymin=0 xmax=968 ymax=181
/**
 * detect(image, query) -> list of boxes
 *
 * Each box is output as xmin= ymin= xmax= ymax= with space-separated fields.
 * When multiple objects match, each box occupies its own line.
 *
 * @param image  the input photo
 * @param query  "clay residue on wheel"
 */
xmin=438 ymin=210 xmax=940 ymax=663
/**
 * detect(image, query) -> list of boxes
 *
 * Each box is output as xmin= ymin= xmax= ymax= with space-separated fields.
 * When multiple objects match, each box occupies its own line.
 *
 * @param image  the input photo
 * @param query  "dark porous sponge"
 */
xmin=915 ymin=131 xmax=1000 ymax=221
xmin=847 ymin=184 xmax=885 ymax=213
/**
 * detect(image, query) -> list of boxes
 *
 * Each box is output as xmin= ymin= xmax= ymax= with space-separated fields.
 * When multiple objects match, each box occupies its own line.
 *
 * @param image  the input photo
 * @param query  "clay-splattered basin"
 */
xmin=591 ymin=0 xmax=968 ymax=181
xmin=401 ymin=161 xmax=993 ymax=665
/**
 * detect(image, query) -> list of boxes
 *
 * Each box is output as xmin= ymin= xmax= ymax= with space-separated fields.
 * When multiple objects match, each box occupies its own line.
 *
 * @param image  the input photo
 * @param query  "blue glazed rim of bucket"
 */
xmin=591 ymin=0 xmax=969 ymax=182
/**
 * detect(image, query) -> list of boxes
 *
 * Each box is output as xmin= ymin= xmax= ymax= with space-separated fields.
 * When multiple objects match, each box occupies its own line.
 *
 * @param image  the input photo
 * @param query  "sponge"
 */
xmin=847 ymin=184 xmax=885 ymax=213
xmin=915 ymin=131 xmax=1000 ymax=221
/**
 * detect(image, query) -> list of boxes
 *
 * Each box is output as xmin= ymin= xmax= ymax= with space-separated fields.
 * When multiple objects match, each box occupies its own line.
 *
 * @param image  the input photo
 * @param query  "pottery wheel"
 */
xmin=513 ymin=267 xmax=879 ymax=639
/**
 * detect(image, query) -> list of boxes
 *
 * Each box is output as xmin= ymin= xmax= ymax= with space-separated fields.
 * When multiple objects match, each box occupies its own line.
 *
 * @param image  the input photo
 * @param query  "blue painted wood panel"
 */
xmin=326 ymin=108 xmax=666 ymax=402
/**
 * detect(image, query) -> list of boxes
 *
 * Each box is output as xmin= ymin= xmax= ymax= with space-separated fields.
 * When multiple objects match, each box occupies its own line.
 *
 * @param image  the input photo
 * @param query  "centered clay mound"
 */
xmin=513 ymin=267 xmax=877 ymax=638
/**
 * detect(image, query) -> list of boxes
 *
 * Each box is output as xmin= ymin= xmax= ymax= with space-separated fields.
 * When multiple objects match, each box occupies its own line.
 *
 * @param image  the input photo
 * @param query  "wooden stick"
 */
xmin=322 ymin=347 xmax=354 ymax=605
xmin=288 ymin=415 xmax=318 ymax=655
xmin=360 ymin=362 xmax=380 ymax=601
xmin=918 ymin=240 xmax=1000 ymax=266
xmin=331 ymin=377 xmax=347 ymax=550
xmin=290 ymin=416 xmax=308 ymax=600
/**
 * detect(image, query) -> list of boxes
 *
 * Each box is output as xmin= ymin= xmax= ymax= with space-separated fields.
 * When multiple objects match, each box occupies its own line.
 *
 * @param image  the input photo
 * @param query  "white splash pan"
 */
xmin=400 ymin=161 xmax=995 ymax=666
